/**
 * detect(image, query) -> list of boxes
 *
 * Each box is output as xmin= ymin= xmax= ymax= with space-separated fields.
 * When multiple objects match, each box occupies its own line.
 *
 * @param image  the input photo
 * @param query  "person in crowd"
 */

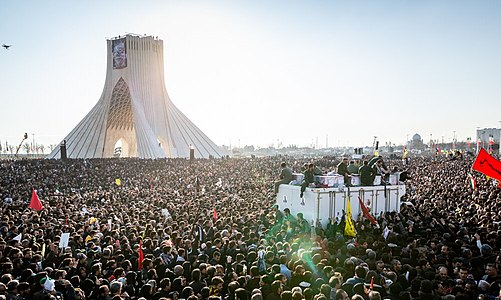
xmin=0 ymin=154 xmax=499 ymax=300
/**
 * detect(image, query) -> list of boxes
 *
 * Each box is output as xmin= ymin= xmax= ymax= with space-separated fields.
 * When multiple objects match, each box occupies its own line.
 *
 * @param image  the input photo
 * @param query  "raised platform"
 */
xmin=276 ymin=184 xmax=406 ymax=228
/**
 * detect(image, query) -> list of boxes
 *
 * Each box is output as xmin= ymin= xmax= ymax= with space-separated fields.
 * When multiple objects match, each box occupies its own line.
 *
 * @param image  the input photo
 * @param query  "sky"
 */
xmin=1 ymin=0 xmax=500 ymax=150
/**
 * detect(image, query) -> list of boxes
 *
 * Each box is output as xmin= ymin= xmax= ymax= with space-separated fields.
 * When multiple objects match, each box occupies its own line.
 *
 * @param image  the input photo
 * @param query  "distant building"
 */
xmin=476 ymin=128 xmax=500 ymax=152
xmin=410 ymin=133 xmax=425 ymax=150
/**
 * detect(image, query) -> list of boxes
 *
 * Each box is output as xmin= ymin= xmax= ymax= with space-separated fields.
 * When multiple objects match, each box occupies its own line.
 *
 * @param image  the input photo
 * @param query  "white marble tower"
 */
xmin=48 ymin=34 xmax=226 ymax=159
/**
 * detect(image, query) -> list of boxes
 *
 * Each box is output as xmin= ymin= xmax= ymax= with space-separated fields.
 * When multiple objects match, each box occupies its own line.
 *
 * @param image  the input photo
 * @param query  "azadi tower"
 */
xmin=48 ymin=34 xmax=226 ymax=159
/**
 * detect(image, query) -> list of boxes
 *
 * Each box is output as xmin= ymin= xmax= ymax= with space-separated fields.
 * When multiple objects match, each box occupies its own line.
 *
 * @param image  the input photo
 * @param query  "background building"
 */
xmin=476 ymin=128 xmax=500 ymax=153
xmin=410 ymin=133 xmax=425 ymax=150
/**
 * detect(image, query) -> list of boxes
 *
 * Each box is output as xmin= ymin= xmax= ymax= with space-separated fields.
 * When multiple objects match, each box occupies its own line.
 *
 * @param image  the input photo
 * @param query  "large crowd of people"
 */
xmin=0 ymin=154 xmax=500 ymax=300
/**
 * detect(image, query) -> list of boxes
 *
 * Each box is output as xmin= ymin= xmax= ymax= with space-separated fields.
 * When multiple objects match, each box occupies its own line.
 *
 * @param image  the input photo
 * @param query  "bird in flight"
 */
xmin=2 ymin=44 xmax=12 ymax=50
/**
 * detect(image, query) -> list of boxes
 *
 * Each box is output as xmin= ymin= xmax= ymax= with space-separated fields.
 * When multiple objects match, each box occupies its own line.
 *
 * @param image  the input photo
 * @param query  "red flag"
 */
xmin=138 ymin=240 xmax=144 ymax=270
xmin=358 ymin=197 xmax=377 ymax=225
xmin=370 ymin=276 xmax=374 ymax=290
xmin=213 ymin=208 xmax=218 ymax=221
xmin=29 ymin=189 xmax=43 ymax=211
xmin=472 ymin=148 xmax=501 ymax=182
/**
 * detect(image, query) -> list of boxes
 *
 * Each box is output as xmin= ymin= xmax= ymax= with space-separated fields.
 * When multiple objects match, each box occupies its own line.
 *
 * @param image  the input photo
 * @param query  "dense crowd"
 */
xmin=0 ymin=154 xmax=500 ymax=300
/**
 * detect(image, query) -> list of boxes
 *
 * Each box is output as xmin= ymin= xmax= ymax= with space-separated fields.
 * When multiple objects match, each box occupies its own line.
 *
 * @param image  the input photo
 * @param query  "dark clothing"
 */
xmin=481 ymin=274 xmax=500 ymax=284
xmin=246 ymin=277 xmax=261 ymax=292
xmin=152 ymin=290 xmax=170 ymax=300
xmin=265 ymin=292 xmax=282 ymax=300
xmin=304 ymin=169 xmax=315 ymax=185
xmin=359 ymin=165 xmax=375 ymax=186
xmin=399 ymin=171 xmax=410 ymax=182
xmin=337 ymin=162 xmax=351 ymax=185
xmin=313 ymin=166 xmax=323 ymax=175
xmin=297 ymin=217 xmax=311 ymax=235
xmin=337 ymin=162 xmax=350 ymax=176
xmin=260 ymin=285 xmax=273 ymax=298
xmin=326 ymin=221 xmax=338 ymax=239
xmin=345 ymin=277 xmax=364 ymax=285
xmin=274 ymin=167 xmax=293 ymax=193
xmin=300 ymin=169 xmax=315 ymax=197
xmin=290 ymin=274 xmax=304 ymax=288
xmin=190 ymin=280 xmax=207 ymax=294
xmin=280 ymin=167 xmax=293 ymax=182
xmin=347 ymin=163 xmax=359 ymax=175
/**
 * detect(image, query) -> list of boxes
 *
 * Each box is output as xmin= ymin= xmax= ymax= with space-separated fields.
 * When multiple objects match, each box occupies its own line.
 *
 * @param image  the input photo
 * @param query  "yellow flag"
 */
xmin=374 ymin=150 xmax=379 ymax=157
xmin=344 ymin=196 xmax=357 ymax=237
xmin=115 ymin=178 xmax=121 ymax=186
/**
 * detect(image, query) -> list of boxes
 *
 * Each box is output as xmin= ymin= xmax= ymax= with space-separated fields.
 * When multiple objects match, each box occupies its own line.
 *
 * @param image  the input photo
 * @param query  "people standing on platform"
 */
xmin=347 ymin=160 xmax=359 ymax=175
xmin=337 ymin=157 xmax=351 ymax=185
xmin=374 ymin=159 xmax=390 ymax=184
xmin=313 ymin=163 xmax=323 ymax=176
xmin=300 ymin=163 xmax=315 ymax=198
xmin=274 ymin=162 xmax=293 ymax=193
xmin=359 ymin=160 xmax=375 ymax=186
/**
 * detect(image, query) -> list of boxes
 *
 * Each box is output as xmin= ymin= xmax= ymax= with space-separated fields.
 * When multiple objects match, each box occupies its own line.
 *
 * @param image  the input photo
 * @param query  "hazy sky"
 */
xmin=1 ymin=0 xmax=500 ymax=149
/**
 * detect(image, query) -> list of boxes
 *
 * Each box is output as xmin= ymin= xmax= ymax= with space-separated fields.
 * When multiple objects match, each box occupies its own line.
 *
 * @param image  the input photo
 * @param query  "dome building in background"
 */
xmin=410 ymin=133 xmax=425 ymax=150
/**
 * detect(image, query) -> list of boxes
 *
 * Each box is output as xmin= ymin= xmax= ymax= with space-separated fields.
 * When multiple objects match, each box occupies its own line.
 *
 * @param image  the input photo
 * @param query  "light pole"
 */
xmin=498 ymin=121 xmax=501 ymax=155
xmin=32 ymin=133 xmax=35 ymax=158
xmin=453 ymin=131 xmax=456 ymax=149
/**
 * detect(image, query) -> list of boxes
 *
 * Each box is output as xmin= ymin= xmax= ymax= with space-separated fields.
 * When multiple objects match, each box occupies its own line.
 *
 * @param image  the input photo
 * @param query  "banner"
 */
xmin=112 ymin=38 xmax=127 ymax=69
xmin=138 ymin=240 xmax=144 ymax=270
xmin=29 ymin=189 xmax=43 ymax=211
xmin=383 ymin=226 xmax=390 ymax=240
xmin=472 ymin=148 xmax=501 ymax=182
xmin=402 ymin=148 xmax=409 ymax=159
xmin=59 ymin=233 xmax=70 ymax=249
xmin=358 ymin=197 xmax=377 ymax=225
xmin=344 ymin=196 xmax=356 ymax=237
